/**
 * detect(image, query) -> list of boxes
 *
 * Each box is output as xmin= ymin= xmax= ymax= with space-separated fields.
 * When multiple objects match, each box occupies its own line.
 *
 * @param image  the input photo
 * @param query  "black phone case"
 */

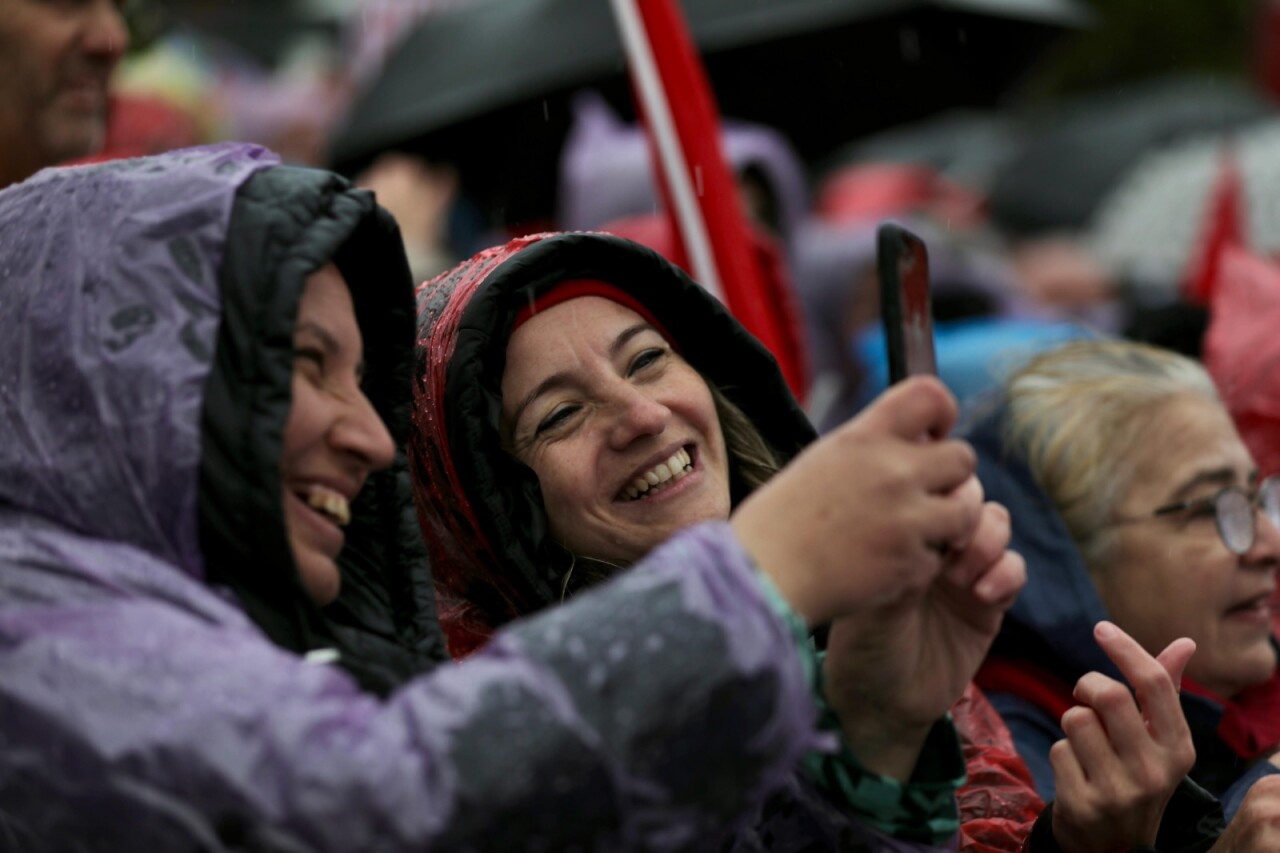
xmin=876 ymin=223 xmax=937 ymax=384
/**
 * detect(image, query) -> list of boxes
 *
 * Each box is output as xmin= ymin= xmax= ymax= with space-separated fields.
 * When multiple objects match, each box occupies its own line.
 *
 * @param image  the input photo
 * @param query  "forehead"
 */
xmin=0 ymin=0 xmax=69 ymax=38
xmin=507 ymin=296 xmax=650 ymax=355
xmin=298 ymin=263 xmax=359 ymax=333
xmin=1125 ymin=394 xmax=1251 ymax=500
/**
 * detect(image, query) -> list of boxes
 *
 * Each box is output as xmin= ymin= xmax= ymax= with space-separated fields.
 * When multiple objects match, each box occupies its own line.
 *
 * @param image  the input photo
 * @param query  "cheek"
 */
xmin=281 ymin=381 xmax=325 ymax=467
xmin=527 ymin=445 xmax=598 ymax=523
xmin=1110 ymin=535 xmax=1230 ymax=634
xmin=672 ymin=371 xmax=720 ymax=437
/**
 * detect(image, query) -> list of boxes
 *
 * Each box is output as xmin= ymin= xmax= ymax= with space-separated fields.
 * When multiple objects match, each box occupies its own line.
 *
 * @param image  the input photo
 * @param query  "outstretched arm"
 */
xmin=0 ymin=525 xmax=816 ymax=852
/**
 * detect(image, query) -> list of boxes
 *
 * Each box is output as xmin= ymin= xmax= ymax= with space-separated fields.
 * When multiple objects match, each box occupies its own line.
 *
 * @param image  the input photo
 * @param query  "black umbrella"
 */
xmin=164 ymin=0 xmax=339 ymax=70
xmin=986 ymin=74 xmax=1275 ymax=237
xmin=329 ymin=0 xmax=1090 ymax=226
xmin=816 ymin=107 xmax=1022 ymax=191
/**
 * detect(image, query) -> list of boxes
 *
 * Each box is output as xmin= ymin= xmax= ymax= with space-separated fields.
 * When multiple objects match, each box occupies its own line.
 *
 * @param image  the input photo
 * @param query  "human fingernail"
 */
xmin=1095 ymin=621 xmax=1116 ymax=638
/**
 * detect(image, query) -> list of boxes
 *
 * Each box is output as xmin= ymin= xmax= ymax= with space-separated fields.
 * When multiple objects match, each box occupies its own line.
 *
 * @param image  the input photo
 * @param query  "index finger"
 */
xmin=857 ymin=375 xmax=959 ymax=442
xmin=1094 ymin=621 xmax=1193 ymax=743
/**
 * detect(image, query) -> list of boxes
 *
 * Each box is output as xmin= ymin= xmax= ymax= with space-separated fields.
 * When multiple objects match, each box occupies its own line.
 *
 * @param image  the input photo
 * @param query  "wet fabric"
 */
xmin=967 ymin=401 xmax=1280 ymax=821
xmin=0 ymin=145 xmax=844 ymax=850
xmin=950 ymin=684 xmax=1045 ymax=853
xmin=408 ymin=230 xmax=1053 ymax=851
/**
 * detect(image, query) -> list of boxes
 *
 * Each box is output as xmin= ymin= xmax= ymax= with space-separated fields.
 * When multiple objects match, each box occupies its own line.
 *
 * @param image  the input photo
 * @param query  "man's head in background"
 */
xmin=0 ymin=0 xmax=129 ymax=189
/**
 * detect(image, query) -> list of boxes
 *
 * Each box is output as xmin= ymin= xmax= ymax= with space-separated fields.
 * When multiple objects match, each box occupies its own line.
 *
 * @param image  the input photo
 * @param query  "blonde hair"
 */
xmin=710 ymin=384 xmax=783 ymax=503
xmin=1003 ymin=339 xmax=1219 ymax=569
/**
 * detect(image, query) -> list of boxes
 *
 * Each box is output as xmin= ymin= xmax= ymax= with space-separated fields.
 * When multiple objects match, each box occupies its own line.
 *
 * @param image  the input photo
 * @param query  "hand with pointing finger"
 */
xmin=1050 ymin=621 xmax=1198 ymax=853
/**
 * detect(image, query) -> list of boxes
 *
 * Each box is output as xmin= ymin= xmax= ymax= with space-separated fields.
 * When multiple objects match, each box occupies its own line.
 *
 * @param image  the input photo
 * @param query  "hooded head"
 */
xmin=557 ymin=92 xmax=809 ymax=242
xmin=409 ymin=232 xmax=815 ymax=655
xmin=970 ymin=339 xmax=1277 ymax=703
xmin=0 ymin=144 xmax=445 ymax=692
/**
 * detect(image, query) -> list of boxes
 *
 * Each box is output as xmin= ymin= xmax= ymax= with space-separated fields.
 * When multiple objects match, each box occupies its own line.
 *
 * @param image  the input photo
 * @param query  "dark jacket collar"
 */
xmin=964 ymin=401 xmax=1120 ymax=683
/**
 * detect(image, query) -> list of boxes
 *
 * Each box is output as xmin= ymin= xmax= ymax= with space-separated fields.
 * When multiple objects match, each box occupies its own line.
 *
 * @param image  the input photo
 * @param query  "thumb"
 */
xmin=858 ymin=375 xmax=958 ymax=442
xmin=1155 ymin=636 xmax=1197 ymax=689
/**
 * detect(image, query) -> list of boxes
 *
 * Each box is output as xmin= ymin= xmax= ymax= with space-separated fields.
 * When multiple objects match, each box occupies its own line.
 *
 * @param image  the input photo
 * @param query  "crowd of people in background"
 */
xmin=4 ymin=0 xmax=1280 ymax=850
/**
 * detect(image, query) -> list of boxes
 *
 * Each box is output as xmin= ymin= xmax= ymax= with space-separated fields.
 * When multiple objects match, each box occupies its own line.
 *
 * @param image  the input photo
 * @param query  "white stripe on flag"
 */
xmin=608 ymin=0 xmax=726 ymax=303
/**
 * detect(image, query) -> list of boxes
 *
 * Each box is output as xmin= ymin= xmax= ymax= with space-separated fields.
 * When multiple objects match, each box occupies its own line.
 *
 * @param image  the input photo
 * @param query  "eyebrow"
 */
xmin=295 ymin=321 xmax=366 ymax=379
xmin=508 ymin=322 xmax=658 ymax=432
xmin=1164 ymin=466 xmax=1253 ymax=504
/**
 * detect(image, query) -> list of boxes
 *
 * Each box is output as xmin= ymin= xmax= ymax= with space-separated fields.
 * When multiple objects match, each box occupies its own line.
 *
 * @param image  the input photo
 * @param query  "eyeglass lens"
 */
xmin=1216 ymin=476 xmax=1280 ymax=554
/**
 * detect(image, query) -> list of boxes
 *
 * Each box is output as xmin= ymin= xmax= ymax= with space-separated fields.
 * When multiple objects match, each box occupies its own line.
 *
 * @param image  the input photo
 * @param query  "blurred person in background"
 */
xmin=0 ymin=0 xmax=129 ymax=188
xmin=555 ymin=92 xmax=809 ymax=245
xmin=790 ymin=162 xmax=1094 ymax=432
xmin=970 ymin=340 xmax=1280 ymax=831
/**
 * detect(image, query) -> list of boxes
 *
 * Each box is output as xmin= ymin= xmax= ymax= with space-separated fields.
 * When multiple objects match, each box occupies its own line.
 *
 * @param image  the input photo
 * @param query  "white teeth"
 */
xmin=624 ymin=449 xmax=695 ymax=501
xmin=306 ymin=486 xmax=351 ymax=526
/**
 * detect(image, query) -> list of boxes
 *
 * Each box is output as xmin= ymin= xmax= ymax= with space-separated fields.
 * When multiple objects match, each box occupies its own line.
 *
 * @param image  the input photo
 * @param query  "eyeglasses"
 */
xmin=1110 ymin=474 xmax=1280 ymax=555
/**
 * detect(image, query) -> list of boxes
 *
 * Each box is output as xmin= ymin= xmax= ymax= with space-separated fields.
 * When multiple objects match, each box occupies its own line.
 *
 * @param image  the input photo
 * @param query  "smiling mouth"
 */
xmin=299 ymin=485 xmax=351 ymax=526
xmin=59 ymin=79 xmax=107 ymax=103
xmin=1226 ymin=592 xmax=1274 ymax=617
xmin=621 ymin=446 xmax=694 ymax=501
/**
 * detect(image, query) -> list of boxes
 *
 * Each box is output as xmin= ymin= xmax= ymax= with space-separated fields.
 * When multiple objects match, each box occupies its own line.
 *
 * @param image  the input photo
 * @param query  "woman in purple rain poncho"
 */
xmin=0 ymin=143 xmax=961 ymax=851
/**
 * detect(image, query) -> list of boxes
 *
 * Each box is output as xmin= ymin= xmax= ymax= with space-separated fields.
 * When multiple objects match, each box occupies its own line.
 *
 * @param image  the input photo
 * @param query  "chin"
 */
xmin=1214 ymin=649 xmax=1278 ymax=699
xmin=46 ymin=121 xmax=105 ymax=162
xmin=296 ymin=551 xmax=342 ymax=606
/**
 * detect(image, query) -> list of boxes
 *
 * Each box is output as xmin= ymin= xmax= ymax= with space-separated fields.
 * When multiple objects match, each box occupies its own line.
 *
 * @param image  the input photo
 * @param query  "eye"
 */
xmin=628 ymin=347 xmax=668 ymax=376
xmin=294 ymin=346 xmax=326 ymax=376
xmin=535 ymin=404 xmax=580 ymax=436
xmin=1182 ymin=498 xmax=1219 ymax=522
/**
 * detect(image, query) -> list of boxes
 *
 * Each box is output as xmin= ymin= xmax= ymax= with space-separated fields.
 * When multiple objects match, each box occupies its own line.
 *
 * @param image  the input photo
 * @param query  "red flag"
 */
xmin=1185 ymin=144 xmax=1247 ymax=305
xmin=608 ymin=0 xmax=809 ymax=398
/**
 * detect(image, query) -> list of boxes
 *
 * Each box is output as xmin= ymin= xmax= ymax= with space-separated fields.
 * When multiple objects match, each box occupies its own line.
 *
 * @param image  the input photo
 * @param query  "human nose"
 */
xmin=330 ymin=389 xmax=397 ymax=473
xmin=606 ymin=384 xmax=671 ymax=450
xmin=84 ymin=0 xmax=131 ymax=63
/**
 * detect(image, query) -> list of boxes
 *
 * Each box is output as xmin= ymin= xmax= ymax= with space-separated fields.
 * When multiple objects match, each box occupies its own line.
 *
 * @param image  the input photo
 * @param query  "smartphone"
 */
xmin=877 ymin=223 xmax=937 ymax=384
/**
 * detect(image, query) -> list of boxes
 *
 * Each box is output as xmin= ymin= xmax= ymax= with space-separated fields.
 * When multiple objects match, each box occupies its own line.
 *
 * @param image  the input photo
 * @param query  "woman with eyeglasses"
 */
xmin=968 ymin=339 xmax=1280 ymax=825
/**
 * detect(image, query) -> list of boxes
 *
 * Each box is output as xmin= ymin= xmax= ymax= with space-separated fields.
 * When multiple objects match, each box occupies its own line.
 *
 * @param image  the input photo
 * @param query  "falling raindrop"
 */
xmin=607 ymin=640 xmax=627 ymax=663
